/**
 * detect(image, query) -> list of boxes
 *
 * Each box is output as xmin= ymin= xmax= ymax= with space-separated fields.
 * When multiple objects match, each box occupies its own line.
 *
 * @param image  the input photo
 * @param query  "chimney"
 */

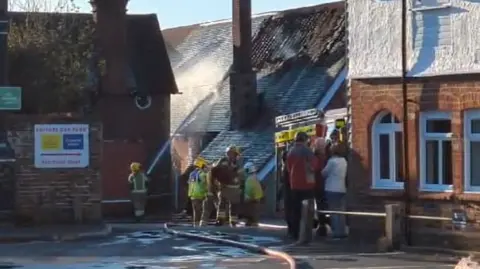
xmin=90 ymin=0 xmax=128 ymax=95
xmin=230 ymin=0 xmax=258 ymax=130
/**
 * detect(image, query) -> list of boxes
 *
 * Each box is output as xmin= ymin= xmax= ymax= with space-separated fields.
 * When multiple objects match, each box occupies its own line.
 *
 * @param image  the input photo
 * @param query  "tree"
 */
xmin=8 ymin=0 xmax=95 ymax=113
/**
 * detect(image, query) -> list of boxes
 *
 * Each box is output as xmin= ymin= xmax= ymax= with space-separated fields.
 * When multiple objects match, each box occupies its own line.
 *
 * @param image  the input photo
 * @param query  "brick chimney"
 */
xmin=90 ymin=0 xmax=128 ymax=95
xmin=230 ymin=0 xmax=258 ymax=130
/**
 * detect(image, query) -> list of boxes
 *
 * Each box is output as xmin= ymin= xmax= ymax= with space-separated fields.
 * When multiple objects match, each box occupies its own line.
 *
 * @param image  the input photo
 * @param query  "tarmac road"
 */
xmin=0 ymin=228 xmax=286 ymax=269
xmin=0 ymin=226 xmax=461 ymax=269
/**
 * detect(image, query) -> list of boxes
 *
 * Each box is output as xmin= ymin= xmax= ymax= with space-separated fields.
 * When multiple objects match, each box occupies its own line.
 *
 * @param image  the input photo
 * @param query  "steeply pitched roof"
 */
xmin=168 ymin=2 xmax=346 ymax=170
xmin=167 ymin=16 xmax=268 ymax=134
xmin=199 ymin=131 xmax=274 ymax=167
xmin=127 ymin=14 xmax=178 ymax=95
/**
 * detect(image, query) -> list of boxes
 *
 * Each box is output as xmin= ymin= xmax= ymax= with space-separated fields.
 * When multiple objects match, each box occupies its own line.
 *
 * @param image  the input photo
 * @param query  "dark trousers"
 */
xmin=314 ymin=189 xmax=329 ymax=236
xmin=290 ymin=189 xmax=315 ymax=239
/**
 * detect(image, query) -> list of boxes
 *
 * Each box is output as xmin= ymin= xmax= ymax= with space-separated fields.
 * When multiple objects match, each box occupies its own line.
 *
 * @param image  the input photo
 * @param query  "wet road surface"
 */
xmin=0 ymin=229 xmax=286 ymax=269
xmin=0 ymin=227 xmax=461 ymax=269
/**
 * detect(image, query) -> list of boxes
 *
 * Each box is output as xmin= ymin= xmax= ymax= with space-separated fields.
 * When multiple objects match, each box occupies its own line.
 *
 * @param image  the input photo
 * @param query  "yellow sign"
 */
xmin=274 ymin=124 xmax=317 ymax=144
xmin=41 ymin=134 xmax=61 ymax=151
xmin=275 ymin=130 xmax=291 ymax=144
xmin=335 ymin=119 xmax=346 ymax=129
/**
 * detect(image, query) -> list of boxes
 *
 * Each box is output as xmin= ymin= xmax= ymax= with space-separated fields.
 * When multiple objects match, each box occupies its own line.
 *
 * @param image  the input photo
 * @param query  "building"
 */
xmin=348 ymin=0 xmax=480 ymax=247
xmin=4 ymin=4 xmax=178 ymax=222
xmin=163 ymin=2 xmax=347 ymax=213
xmin=90 ymin=0 xmax=178 ymax=217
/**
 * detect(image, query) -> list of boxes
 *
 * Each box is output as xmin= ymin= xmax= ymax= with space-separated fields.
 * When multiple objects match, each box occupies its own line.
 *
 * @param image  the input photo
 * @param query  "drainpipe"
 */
xmin=401 ymin=0 xmax=412 ymax=246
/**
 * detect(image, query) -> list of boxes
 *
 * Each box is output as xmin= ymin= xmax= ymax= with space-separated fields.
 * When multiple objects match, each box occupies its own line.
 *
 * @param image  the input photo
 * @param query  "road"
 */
xmin=0 ymin=227 xmax=460 ymax=269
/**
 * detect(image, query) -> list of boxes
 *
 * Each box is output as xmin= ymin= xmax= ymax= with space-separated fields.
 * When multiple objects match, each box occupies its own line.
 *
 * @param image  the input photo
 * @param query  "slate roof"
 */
xmin=126 ymin=14 xmax=178 ymax=95
xmin=167 ymin=2 xmax=346 ymax=171
xmin=199 ymin=131 xmax=274 ymax=167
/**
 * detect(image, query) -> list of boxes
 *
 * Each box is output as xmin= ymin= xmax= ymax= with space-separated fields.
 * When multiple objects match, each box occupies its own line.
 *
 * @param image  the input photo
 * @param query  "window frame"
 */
xmin=464 ymin=110 xmax=480 ymax=192
xmin=371 ymin=111 xmax=404 ymax=190
xmin=419 ymin=111 xmax=453 ymax=192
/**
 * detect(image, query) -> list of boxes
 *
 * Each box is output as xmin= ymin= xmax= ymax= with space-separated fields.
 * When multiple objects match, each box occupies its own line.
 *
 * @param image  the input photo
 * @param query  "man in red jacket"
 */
xmin=286 ymin=131 xmax=322 ymax=240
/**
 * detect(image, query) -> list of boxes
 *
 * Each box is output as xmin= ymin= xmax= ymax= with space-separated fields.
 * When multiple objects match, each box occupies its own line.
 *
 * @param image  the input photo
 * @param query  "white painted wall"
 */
xmin=348 ymin=0 xmax=480 ymax=78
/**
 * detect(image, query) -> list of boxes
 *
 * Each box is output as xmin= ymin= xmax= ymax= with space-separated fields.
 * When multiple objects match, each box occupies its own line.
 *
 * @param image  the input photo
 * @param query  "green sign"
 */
xmin=0 ymin=87 xmax=21 ymax=110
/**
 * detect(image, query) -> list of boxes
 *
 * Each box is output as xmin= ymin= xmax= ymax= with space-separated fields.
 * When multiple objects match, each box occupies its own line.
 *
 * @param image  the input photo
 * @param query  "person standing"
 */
xmin=286 ymin=132 xmax=321 ymax=240
xmin=188 ymin=157 xmax=209 ymax=226
xmin=243 ymin=162 xmax=264 ymax=226
xmin=312 ymin=137 xmax=329 ymax=236
xmin=281 ymin=149 xmax=294 ymax=237
xmin=128 ymin=162 xmax=149 ymax=221
xmin=322 ymin=143 xmax=348 ymax=239
xmin=214 ymin=145 xmax=243 ymax=226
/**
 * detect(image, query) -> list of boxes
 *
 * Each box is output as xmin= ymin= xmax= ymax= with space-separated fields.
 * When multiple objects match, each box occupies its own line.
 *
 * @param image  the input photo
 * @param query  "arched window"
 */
xmin=371 ymin=111 xmax=404 ymax=189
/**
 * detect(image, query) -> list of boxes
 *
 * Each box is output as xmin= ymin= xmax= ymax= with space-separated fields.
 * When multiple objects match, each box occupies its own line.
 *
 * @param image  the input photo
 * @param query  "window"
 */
xmin=372 ymin=111 xmax=404 ymax=189
xmin=412 ymin=1 xmax=452 ymax=51
xmin=419 ymin=111 xmax=453 ymax=191
xmin=464 ymin=110 xmax=480 ymax=192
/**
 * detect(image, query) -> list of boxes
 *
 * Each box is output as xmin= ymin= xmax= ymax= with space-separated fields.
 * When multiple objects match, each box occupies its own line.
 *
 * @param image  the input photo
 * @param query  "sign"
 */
xmin=274 ymin=124 xmax=317 ymax=144
xmin=34 ymin=124 xmax=89 ymax=168
xmin=335 ymin=118 xmax=346 ymax=129
xmin=275 ymin=108 xmax=320 ymax=126
xmin=0 ymin=87 xmax=21 ymax=110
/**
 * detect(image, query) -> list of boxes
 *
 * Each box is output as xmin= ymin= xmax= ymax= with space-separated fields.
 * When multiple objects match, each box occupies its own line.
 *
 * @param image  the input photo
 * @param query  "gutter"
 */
xmin=258 ymin=67 xmax=347 ymax=181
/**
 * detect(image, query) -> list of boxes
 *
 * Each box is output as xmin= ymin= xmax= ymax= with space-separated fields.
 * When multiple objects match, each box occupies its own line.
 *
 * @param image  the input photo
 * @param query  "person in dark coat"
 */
xmin=312 ymin=137 xmax=329 ymax=236
xmin=281 ymin=149 xmax=294 ymax=237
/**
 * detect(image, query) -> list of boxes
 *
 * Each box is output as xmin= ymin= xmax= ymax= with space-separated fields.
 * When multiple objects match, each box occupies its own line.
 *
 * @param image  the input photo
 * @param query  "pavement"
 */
xmin=0 ymin=221 xmax=464 ymax=268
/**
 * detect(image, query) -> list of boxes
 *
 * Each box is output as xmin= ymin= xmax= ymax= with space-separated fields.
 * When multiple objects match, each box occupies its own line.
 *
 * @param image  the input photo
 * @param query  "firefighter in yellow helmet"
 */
xmin=188 ymin=157 xmax=209 ymax=226
xmin=214 ymin=145 xmax=243 ymax=227
xmin=128 ymin=162 xmax=149 ymax=221
xmin=243 ymin=162 xmax=264 ymax=227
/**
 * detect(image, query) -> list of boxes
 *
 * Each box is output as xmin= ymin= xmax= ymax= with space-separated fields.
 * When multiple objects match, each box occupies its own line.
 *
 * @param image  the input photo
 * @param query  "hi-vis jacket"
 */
xmin=188 ymin=168 xmax=207 ymax=199
xmin=128 ymin=172 xmax=149 ymax=192
xmin=244 ymin=175 xmax=264 ymax=201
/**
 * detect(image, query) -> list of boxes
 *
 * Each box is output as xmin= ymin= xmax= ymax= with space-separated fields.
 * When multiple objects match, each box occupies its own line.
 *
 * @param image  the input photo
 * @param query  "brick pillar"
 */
xmin=90 ymin=0 xmax=128 ymax=95
xmin=230 ymin=0 xmax=257 ymax=130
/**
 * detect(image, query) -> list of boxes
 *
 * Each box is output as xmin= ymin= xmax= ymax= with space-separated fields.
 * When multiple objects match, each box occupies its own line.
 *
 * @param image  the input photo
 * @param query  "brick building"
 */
xmin=3 ymin=1 xmax=178 ymax=222
xmin=163 ymin=2 xmax=347 ymax=213
xmin=347 ymin=0 xmax=480 ymax=247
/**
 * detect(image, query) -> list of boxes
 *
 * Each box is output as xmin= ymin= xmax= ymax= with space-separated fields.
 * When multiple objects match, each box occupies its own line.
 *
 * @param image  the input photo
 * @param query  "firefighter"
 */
xmin=188 ymin=157 xmax=209 ymax=226
xmin=215 ymin=145 xmax=243 ymax=226
xmin=128 ymin=162 xmax=149 ymax=221
xmin=243 ymin=162 xmax=264 ymax=227
xmin=199 ymin=166 xmax=217 ymax=227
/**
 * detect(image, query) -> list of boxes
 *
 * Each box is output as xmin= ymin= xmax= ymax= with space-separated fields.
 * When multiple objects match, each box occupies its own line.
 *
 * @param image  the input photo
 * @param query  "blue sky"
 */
xmin=73 ymin=0 xmax=334 ymax=29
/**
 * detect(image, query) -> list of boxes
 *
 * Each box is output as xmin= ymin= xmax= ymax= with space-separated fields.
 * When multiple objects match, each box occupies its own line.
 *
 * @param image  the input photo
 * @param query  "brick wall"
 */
xmin=348 ymin=75 xmax=480 ymax=246
xmin=8 ymin=115 xmax=102 ymax=225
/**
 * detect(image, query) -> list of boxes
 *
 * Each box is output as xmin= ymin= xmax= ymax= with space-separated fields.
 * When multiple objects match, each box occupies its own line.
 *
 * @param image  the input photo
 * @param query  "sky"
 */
xmin=72 ymin=0 xmax=334 ymax=29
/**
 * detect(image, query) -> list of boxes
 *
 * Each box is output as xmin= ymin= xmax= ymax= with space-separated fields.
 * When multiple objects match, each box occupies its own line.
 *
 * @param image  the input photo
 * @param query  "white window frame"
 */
xmin=419 ymin=111 xmax=453 ymax=192
xmin=371 ymin=111 xmax=403 ymax=190
xmin=464 ymin=110 xmax=480 ymax=192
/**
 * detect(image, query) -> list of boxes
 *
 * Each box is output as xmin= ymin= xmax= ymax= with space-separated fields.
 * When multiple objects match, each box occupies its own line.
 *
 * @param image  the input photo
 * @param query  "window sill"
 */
xmin=368 ymin=189 xmax=404 ymax=198
xmin=411 ymin=3 xmax=452 ymax=12
xmin=371 ymin=184 xmax=404 ymax=190
xmin=456 ymin=193 xmax=480 ymax=202
xmin=419 ymin=185 xmax=453 ymax=193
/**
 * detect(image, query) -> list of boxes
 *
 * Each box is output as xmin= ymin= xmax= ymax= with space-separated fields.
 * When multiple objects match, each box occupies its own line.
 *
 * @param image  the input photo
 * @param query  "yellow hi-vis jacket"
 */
xmin=244 ymin=174 xmax=264 ymax=201
xmin=128 ymin=172 xmax=149 ymax=192
xmin=188 ymin=168 xmax=207 ymax=200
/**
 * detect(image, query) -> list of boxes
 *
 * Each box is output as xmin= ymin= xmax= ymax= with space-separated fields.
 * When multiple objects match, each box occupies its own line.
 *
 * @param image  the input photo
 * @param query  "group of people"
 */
xmin=282 ymin=129 xmax=348 ymax=240
xmin=187 ymin=145 xmax=264 ymax=227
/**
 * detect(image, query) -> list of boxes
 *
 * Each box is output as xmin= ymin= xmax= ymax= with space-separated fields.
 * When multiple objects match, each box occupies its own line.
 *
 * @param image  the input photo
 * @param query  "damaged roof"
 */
xmin=167 ymin=2 xmax=346 ymax=171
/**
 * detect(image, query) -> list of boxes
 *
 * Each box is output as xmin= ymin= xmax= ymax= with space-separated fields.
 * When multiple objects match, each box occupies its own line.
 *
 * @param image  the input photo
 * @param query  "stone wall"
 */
xmin=8 ymin=115 xmax=102 ymax=225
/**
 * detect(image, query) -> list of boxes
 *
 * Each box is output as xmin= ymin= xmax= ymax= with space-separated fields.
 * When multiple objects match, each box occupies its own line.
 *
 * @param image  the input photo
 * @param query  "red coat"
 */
xmin=286 ymin=143 xmax=321 ymax=191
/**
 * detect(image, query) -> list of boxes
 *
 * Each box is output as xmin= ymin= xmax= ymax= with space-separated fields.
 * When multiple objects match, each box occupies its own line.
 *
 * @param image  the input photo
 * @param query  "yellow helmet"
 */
xmin=225 ymin=145 xmax=241 ymax=155
xmin=130 ymin=162 xmax=141 ymax=173
xmin=194 ymin=156 xmax=208 ymax=168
